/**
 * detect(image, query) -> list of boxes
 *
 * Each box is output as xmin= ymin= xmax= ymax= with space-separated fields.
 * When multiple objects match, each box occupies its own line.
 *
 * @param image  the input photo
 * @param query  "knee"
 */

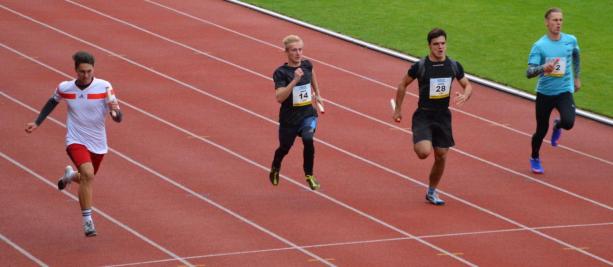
xmin=434 ymin=152 xmax=447 ymax=162
xmin=558 ymin=119 xmax=574 ymax=130
xmin=415 ymin=149 xmax=430 ymax=159
xmin=80 ymin=171 xmax=95 ymax=183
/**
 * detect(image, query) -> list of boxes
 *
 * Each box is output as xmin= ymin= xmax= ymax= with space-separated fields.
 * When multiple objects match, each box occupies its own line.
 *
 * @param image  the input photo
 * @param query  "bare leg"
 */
xmin=76 ymin=162 xmax=95 ymax=210
xmin=428 ymin=147 xmax=449 ymax=189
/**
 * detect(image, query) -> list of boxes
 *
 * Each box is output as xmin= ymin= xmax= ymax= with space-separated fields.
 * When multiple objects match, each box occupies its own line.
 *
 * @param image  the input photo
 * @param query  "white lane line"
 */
xmin=0 ymin=152 xmax=193 ymax=267
xmin=0 ymin=233 xmax=48 ymax=267
xmin=64 ymin=0 xmax=613 ymax=212
xmin=149 ymin=0 xmax=613 ymax=166
xmin=0 ymin=42 xmax=472 ymax=266
xmin=3 ymin=7 xmax=609 ymax=263
xmin=107 ymin=221 xmax=613 ymax=267
xmin=0 ymin=64 xmax=334 ymax=267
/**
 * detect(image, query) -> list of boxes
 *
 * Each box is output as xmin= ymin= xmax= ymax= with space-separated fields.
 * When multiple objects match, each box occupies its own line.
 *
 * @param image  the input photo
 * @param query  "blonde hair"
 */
xmin=282 ymin=35 xmax=303 ymax=50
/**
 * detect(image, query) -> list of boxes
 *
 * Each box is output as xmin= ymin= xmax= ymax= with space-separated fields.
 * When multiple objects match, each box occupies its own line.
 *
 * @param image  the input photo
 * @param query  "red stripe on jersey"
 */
xmin=58 ymin=92 xmax=76 ymax=99
xmin=87 ymin=93 xmax=107 ymax=99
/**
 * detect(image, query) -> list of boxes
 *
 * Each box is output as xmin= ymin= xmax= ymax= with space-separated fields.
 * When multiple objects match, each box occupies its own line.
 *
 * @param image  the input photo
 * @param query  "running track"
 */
xmin=0 ymin=1 xmax=611 ymax=266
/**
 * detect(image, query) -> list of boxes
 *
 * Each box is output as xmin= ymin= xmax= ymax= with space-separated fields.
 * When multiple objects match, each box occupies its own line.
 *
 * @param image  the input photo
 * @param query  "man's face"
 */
xmin=285 ymin=41 xmax=303 ymax=64
xmin=546 ymin=12 xmax=563 ymax=35
xmin=76 ymin=63 xmax=94 ymax=83
xmin=429 ymin=36 xmax=446 ymax=59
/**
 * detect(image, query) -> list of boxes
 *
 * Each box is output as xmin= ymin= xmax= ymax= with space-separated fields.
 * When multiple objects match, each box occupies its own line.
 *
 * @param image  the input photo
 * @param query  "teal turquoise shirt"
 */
xmin=528 ymin=33 xmax=579 ymax=95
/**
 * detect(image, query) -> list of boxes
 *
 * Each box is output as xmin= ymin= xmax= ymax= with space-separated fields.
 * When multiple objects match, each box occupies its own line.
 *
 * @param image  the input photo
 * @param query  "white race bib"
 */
xmin=292 ymin=83 xmax=312 ymax=106
xmin=429 ymin=77 xmax=452 ymax=99
xmin=546 ymin=57 xmax=566 ymax=77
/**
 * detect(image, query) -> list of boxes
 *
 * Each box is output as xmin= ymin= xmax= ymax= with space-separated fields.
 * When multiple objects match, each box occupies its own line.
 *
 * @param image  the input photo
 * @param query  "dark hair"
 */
xmin=427 ymin=28 xmax=447 ymax=44
xmin=73 ymin=51 xmax=95 ymax=69
xmin=545 ymin=7 xmax=562 ymax=19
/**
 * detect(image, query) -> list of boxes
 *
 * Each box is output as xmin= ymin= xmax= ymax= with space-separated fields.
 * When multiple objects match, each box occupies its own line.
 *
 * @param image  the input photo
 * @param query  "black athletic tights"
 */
xmin=272 ymin=125 xmax=315 ymax=176
xmin=531 ymin=92 xmax=575 ymax=158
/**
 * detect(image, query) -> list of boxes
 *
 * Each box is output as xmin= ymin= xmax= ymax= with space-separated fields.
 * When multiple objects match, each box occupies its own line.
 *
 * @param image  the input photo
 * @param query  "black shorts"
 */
xmin=411 ymin=108 xmax=454 ymax=148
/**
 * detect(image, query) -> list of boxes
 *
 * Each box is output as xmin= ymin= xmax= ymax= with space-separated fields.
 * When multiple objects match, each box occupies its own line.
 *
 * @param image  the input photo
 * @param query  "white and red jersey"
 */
xmin=52 ymin=78 xmax=116 ymax=154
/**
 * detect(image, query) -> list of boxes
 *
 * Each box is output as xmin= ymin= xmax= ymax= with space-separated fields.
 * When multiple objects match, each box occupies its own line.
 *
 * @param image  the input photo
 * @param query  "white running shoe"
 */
xmin=84 ymin=220 xmax=97 ymax=237
xmin=57 ymin=165 xmax=75 ymax=191
xmin=425 ymin=190 xmax=445 ymax=206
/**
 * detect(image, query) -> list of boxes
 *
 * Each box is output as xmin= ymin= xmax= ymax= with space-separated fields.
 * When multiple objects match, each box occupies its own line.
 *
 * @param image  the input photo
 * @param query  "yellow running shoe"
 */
xmin=269 ymin=167 xmax=279 ymax=186
xmin=305 ymin=175 xmax=320 ymax=190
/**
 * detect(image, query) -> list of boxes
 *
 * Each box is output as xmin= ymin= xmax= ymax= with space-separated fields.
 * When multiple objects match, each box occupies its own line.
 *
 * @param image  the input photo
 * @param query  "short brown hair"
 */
xmin=73 ymin=51 xmax=95 ymax=69
xmin=427 ymin=28 xmax=447 ymax=44
xmin=545 ymin=7 xmax=562 ymax=19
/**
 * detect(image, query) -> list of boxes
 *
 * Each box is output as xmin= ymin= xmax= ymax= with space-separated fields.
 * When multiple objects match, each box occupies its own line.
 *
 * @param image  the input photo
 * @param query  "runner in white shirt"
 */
xmin=25 ymin=51 xmax=122 ymax=237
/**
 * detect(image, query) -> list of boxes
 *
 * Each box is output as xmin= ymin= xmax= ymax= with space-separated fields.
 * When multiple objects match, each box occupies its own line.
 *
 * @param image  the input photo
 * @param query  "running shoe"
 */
xmin=269 ymin=167 xmax=279 ymax=186
xmin=305 ymin=175 xmax=320 ymax=190
xmin=57 ymin=165 xmax=75 ymax=191
xmin=425 ymin=190 xmax=445 ymax=205
xmin=84 ymin=220 xmax=97 ymax=237
xmin=530 ymin=158 xmax=544 ymax=174
xmin=551 ymin=119 xmax=561 ymax=147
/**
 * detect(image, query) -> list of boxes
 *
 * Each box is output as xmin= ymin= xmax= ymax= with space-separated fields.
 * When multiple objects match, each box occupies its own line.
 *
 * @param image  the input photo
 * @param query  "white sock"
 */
xmin=82 ymin=209 xmax=93 ymax=224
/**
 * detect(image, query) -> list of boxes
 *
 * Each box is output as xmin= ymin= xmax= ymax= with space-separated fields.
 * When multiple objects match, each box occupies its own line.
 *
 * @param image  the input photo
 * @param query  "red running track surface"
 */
xmin=0 ymin=1 xmax=611 ymax=266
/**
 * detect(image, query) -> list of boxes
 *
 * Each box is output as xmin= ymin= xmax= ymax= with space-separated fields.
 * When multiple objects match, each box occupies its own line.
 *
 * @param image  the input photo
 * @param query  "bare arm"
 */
xmin=455 ymin=76 xmax=473 ymax=106
xmin=275 ymin=68 xmax=303 ymax=103
xmin=311 ymin=69 xmax=324 ymax=107
xmin=392 ymin=74 xmax=414 ymax=122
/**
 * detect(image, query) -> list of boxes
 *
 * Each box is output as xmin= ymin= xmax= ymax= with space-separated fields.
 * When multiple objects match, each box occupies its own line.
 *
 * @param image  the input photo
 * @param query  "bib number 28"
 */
xmin=429 ymin=77 xmax=452 ymax=99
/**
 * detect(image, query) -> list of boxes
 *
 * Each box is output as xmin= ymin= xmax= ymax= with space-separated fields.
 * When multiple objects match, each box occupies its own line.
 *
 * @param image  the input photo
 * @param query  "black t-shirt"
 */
xmin=273 ymin=59 xmax=317 ymax=127
xmin=408 ymin=57 xmax=465 ymax=110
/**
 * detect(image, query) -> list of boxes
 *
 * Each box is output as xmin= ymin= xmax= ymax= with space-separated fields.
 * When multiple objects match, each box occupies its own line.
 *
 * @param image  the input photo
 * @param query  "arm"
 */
xmin=106 ymin=87 xmax=122 ymax=123
xmin=392 ymin=74 xmax=414 ymax=122
xmin=573 ymin=48 xmax=581 ymax=92
xmin=275 ymin=68 xmax=303 ymax=103
xmin=526 ymin=58 xmax=558 ymax=79
xmin=455 ymin=76 xmax=473 ymax=106
xmin=311 ymin=69 xmax=324 ymax=107
xmin=25 ymin=98 xmax=59 ymax=133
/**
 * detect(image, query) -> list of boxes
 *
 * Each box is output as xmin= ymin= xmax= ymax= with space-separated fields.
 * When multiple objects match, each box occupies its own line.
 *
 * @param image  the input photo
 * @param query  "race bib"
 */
xmin=429 ymin=77 xmax=452 ymax=99
xmin=292 ymin=83 xmax=312 ymax=106
xmin=546 ymin=57 xmax=566 ymax=77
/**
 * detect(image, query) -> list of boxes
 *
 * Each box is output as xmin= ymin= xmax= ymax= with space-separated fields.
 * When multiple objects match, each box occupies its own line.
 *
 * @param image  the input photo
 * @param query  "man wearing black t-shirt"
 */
xmin=393 ymin=28 xmax=473 ymax=205
xmin=269 ymin=35 xmax=324 ymax=190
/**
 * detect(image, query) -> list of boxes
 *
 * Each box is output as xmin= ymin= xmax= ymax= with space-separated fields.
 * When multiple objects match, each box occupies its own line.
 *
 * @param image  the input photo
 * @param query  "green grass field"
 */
xmin=243 ymin=0 xmax=612 ymax=118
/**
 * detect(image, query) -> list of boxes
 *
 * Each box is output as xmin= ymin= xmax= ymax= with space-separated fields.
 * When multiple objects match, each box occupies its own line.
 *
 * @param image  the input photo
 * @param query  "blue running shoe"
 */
xmin=551 ymin=119 xmax=561 ymax=147
xmin=530 ymin=158 xmax=544 ymax=174
xmin=425 ymin=189 xmax=445 ymax=205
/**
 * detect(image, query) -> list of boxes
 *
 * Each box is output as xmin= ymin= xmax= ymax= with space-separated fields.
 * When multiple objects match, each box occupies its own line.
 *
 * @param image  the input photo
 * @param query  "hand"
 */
xmin=574 ymin=78 xmax=581 ymax=92
xmin=454 ymin=92 xmax=470 ymax=107
xmin=25 ymin=122 xmax=37 ymax=133
xmin=392 ymin=110 xmax=402 ymax=123
xmin=543 ymin=58 xmax=559 ymax=74
xmin=293 ymin=68 xmax=304 ymax=81
xmin=110 ymin=109 xmax=123 ymax=123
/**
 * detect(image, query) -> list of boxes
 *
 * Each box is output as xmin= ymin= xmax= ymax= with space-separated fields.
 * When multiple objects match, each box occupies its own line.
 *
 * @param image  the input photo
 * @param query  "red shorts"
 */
xmin=66 ymin=144 xmax=105 ymax=174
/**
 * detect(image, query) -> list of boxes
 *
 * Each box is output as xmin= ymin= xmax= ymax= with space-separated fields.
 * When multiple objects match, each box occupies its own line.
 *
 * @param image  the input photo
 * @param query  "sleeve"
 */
xmin=303 ymin=59 xmax=313 ymax=71
xmin=455 ymin=61 xmax=465 ymax=80
xmin=407 ymin=62 xmax=419 ymax=78
xmin=273 ymin=68 xmax=287 ymax=89
xmin=52 ymin=82 xmax=64 ymax=102
xmin=572 ymin=36 xmax=580 ymax=78
xmin=527 ymin=43 xmax=542 ymax=66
